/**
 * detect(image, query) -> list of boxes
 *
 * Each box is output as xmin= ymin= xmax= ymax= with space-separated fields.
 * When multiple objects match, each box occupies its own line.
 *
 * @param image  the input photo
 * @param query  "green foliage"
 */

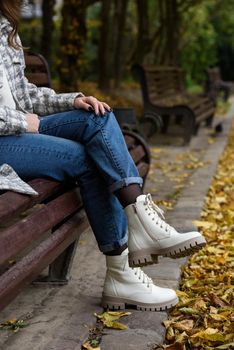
xmin=210 ymin=0 xmax=234 ymax=48
xmin=174 ymin=0 xmax=234 ymax=84
xmin=209 ymin=0 xmax=234 ymax=80
xmin=180 ymin=2 xmax=217 ymax=84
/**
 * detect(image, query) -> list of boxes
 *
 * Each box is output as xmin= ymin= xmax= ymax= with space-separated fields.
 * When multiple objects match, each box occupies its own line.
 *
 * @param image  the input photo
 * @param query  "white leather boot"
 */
xmin=125 ymin=194 xmax=206 ymax=267
xmin=102 ymin=248 xmax=178 ymax=311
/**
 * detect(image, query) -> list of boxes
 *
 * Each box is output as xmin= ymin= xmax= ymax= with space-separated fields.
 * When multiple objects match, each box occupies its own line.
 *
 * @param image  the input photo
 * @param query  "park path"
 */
xmin=0 ymin=100 xmax=233 ymax=350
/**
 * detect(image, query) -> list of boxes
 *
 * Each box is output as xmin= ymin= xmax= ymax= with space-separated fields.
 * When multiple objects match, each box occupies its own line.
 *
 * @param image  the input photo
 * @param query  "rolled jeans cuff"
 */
xmin=109 ymin=176 xmax=143 ymax=193
xmin=99 ymin=234 xmax=128 ymax=253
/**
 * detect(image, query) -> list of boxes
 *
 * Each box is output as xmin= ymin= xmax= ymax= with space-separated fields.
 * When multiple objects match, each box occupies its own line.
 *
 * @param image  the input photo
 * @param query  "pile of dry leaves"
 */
xmin=161 ymin=120 xmax=234 ymax=349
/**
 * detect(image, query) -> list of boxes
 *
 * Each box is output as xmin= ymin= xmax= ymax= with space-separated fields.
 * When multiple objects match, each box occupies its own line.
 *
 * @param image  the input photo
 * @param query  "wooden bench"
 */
xmin=0 ymin=52 xmax=151 ymax=312
xmin=205 ymin=67 xmax=232 ymax=102
xmin=132 ymin=64 xmax=216 ymax=144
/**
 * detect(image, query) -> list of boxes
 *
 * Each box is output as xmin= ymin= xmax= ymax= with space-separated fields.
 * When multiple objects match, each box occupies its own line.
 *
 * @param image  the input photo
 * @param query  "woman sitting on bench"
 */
xmin=0 ymin=0 xmax=206 ymax=311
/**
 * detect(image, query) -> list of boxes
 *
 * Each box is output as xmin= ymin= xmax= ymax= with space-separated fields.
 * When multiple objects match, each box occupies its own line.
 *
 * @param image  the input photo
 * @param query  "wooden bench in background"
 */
xmin=132 ymin=64 xmax=216 ymax=144
xmin=205 ymin=67 xmax=233 ymax=102
xmin=0 ymin=52 xmax=151 ymax=312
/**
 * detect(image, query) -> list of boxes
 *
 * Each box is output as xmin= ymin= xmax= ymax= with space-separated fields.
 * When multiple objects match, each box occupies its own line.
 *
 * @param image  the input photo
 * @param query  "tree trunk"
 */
xmin=134 ymin=0 xmax=150 ymax=64
xmin=113 ymin=0 xmax=129 ymax=88
xmin=165 ymin=0 xmax=179 ymax=65
xmin=153 ymin=0 xmax=180 ymax=66
xmin=98 ymin=0 xmax=112 ymax=91
xmin=41 ymin=0 xmax=56 ymax=64
xmin=58 ymin=0 xmax=87 ymax=91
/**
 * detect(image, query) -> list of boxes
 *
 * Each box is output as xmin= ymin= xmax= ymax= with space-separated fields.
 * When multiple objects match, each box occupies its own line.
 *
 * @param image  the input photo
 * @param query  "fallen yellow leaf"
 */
xmin=94 ymin=311 xmax=130 ymax=330
xmin=192 ymin=220 xmax=217 ymax=230
xmin=173 ymin=319 xmax=194 ymax=332
xmin=82 ymin=342 xmax=101 ymax=350
xmin=191 ymin=327 xmax=225 ymax=342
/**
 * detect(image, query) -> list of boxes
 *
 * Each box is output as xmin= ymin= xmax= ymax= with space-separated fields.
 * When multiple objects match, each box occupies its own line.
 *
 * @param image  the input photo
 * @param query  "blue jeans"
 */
xmin=0 ymin=110 xmax=143 ymax=252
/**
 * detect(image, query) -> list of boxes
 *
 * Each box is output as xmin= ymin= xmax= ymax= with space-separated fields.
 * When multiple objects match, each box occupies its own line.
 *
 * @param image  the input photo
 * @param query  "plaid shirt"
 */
xmin=0 ymin=16 xmax=84 ymax=194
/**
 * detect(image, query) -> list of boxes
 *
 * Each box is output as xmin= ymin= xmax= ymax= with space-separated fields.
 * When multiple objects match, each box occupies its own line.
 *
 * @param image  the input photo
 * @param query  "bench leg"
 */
xmin=175 ymin=115 xmax=183 ymax=125
xmin=183 ymin=115 xmax=195 ymax=145
xmin=49 ymin=239 xmax=79 ymax=284
xmin=193 ymin=123 xmax=200 ymax=135
xmin=33 ymin=240 xmax=79 ymax=285
xmin=206 ymin=114 xmax=214 ymax=127
xmin=161 ymin=115 xmax=171 ymax=133
xmin=223 ymin=86 xmax=230 ymax=102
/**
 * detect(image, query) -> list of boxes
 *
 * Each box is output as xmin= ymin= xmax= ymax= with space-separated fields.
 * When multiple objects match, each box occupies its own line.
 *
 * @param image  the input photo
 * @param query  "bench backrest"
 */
xmin=132 ymin=64 xmax=186 ymax=105
xmin=24 ymin=51 xmax=52 ymax=88
xmin=206 ymin=67 xmax=221 ymax=83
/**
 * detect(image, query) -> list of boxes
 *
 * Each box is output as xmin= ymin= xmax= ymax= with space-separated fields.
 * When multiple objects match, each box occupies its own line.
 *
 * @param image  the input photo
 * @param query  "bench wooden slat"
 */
xmin=24 ymin=52 xmax=52 ymax=88
xmin=195 ymin=108 xmax=215 ymax=122
xmin=26 ymin=73 xmax=50 ymax=87
xmin=189 ymin=96 xmax=215 ymax=108
xmin=193 ymin=104 xmax=215 ymax=115
xmin=124 ymin=135 xmax=136 ymax=148
xmin=0 ymin=212 xmax=88 ymax=311
xmin=129 ymin=145 xmax=146 ymax=164
xmin=0 ymin=179 xmax=62 ymax=224
xmin=137 ymin=162 xmax=150 ymax=178
xmin=24 ymin=54 xmax=46 ymax=68
xmin=0 ymin=191 xmax=82 ymax=265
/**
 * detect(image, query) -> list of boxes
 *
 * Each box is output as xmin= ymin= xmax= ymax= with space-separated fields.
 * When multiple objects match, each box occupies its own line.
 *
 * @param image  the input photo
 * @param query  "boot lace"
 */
xmin=144 ymin=193 xmax=172 ymax=233
xmin=133 ymin=267 xmax=153 ymax=288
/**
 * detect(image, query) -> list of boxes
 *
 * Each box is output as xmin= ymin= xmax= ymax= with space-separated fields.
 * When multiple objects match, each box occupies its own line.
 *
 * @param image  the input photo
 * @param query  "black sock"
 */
xmin=105 ymin=243 xmax=128 ymax=256
xmin=115 ymin=184 xmax=142 ymax=208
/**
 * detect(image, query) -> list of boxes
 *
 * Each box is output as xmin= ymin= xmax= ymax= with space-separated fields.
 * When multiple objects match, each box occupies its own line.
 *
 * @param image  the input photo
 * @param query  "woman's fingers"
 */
xmin=86 ymin=97 xmax=99 ymax=115
xmin=102 ymin=102 xmax=112 ymax=112
xmin=87 ymin=97 xmax=107 ymax=115
xmin=80 ymin=101 xmax=94 ymax=112
xmin=97 ymin=102 xmax=106 ymax=115
xmin=75 ymin=96 xmax=112 ymax=116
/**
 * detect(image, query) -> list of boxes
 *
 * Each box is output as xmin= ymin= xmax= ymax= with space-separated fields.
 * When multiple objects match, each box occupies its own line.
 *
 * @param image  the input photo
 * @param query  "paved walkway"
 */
xmin=0 ymin=101 xmax=233 ymax=350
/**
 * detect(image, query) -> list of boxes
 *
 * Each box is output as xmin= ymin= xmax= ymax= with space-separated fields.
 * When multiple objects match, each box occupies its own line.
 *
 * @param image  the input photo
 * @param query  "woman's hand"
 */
xmin=74 ymin=96 xmax=112 ymax=116
xmin=26 ymin=113 xmax=40 ymax=133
